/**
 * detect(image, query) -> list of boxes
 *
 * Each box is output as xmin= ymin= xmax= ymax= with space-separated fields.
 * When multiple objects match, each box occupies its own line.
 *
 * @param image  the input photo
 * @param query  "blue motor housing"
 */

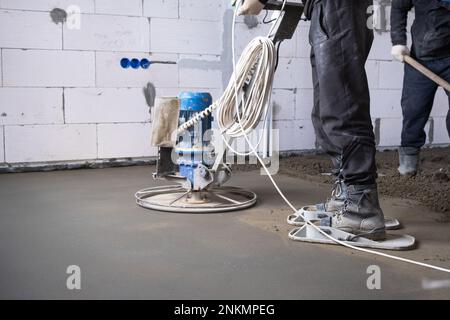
xmin=176 ymin=92 xmax=214 ymax=187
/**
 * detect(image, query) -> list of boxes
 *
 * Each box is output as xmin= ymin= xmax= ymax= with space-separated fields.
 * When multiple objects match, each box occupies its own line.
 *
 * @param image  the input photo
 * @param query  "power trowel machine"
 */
xmin=135 ymin=0 xmax=303 ymax=214
xmin=135 ymin=0 xmax=416 ymax=251
xmin=135 ymin=92 xmax=260 ymax=213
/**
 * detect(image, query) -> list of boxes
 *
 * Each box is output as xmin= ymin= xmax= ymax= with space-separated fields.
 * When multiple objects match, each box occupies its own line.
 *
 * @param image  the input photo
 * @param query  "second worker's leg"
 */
xmin=399 ymin=59 xmax=438 ymax=175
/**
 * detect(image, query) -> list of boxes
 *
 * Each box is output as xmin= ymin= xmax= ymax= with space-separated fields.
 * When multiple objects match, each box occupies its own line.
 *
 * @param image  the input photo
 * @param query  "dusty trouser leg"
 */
xmin=311 ymin=47 xmax=346 ymax=211
xmin=311 ymin=47 xmax=342 ymax=176
xmin=310 ymin=0 xmax=376 ymax=185
xmin=309 ymin=0 xmax=385 ymax=239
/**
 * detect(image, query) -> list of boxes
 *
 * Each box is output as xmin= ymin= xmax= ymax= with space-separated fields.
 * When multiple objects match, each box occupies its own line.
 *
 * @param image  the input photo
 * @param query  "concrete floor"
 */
xmin=0 ymin=166 xmax=449 ymax=299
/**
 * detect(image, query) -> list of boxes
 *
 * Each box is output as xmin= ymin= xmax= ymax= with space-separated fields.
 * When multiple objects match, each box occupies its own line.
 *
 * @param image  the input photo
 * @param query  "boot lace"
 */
xmin=339 ymin=188 xmax=373 ymax=216
xmin=330 ymin=180 xmax=342 ymax=198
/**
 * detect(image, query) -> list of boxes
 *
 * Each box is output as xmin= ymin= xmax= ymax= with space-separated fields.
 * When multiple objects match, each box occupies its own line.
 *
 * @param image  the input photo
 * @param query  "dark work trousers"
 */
xmin=309 ymin=0 xmax=376 ymax=185
xmin=401 ymin=55 xmax=450 ymax=153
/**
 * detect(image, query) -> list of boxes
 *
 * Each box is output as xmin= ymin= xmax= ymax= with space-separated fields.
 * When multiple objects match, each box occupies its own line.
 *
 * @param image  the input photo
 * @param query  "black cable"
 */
xmin=274 ymin=40 xmax=283 ymax=71
xmin=303 ymin=0 xmax=315 ymax=21
xmin=262 ymin=10 xmax=277 ymax=24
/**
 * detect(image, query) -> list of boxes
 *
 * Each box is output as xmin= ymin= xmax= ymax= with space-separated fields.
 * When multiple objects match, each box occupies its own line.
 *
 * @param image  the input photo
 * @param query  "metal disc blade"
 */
xmin=135 ymin=185 xmax=257 ymax=213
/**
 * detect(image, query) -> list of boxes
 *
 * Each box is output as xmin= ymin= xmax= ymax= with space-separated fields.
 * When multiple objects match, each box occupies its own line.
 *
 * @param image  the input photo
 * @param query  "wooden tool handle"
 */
xmin=404 ymin=55 xmax=450 ymax=92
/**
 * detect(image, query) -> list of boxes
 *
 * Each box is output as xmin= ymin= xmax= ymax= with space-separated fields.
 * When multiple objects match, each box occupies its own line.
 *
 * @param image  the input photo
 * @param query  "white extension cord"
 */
xmin=178 ymin=0 xmax=450 ymax=274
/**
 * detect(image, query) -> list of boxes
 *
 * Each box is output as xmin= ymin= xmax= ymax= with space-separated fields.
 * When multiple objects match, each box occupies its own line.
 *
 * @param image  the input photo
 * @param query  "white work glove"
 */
xmin=391 ymin=45 xmax=410 ymax=62
xmin=237 ymin=0 xmax=265 ymax=16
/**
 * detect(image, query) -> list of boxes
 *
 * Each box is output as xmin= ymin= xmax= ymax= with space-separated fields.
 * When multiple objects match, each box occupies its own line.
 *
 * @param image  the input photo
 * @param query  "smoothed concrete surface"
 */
xmin=0 ymin=166 xmax=449 ymax=299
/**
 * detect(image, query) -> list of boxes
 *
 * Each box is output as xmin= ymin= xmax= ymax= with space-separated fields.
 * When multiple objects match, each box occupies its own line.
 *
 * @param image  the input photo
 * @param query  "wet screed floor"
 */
xmin=0 ymin=165 xmax=449 ymax=299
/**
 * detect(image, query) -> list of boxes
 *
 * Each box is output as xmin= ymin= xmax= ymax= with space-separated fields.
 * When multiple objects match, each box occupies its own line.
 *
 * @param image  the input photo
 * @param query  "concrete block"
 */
xmin=274 ymin=58 xmax=311 ymax=89
xmin=3 ymin=49 xmax=95 ymax=87
xmin=0 ymin=126 xmax=4 ymax=163
xmin=64 ymin=14 xmax=149 ymax=52
xmin=179 ymin=55 xmax=222 ymax=89
xmin=366 ymin=60 xmax=379 ymax=89
xmin=0 ymin=10 xmax=62 ymax=50
xmin=274 ymin=119 xmax=315 ymax=151
xmin=296 ymin=120 xmax=316 ymax=151
xmin=95 ymin=0 xmax=142 ymax=16
xmin=424 ymin=119 xmax=432 ymax=146
xmin=370 ymin=89 xmax=403 ymax=119
xmin=97 ymin=123 xmax=157 ymax=159
xmin=96 ymin=52 xmax=178 ymax=88
xmin=5 ymin=124 xmax=97 ymax=163
xmin=0 ymin=50 xmax=3 ymax=86
xmin=379 ymin=118 xmax=402 ymax=147
xmin=0 ymin=88 xmax=63 ymax=125
xmin=295 ymin=88 xmax=313 ymax=120
xmin=368 ymin=32 xmax=392 ymax=61
xmin=155 ymin=88 xmax=185 ymax=98
xmin=431 ymin=88 xmax=449 ymax=118
xmin=0 ymin=0 xmax=95 ymax=13
xmin=272 ymin=89 xmax=295 ymax=121
xmin=179 ymin=0 xmax=226 ymax=21
xmin=276 ymin=35 xmax=296 ymax=58
xmin=150 ymin=18 xmax=221 ymax=55
xmin=379 ymin=61 xmax=404 ymax=89
xmin=432 ymin=117 xmax=450 ymax=145
xmin=295 ymin=25 xmax=311 ymax=58
xmin=143 ymin=0 xmax=178 ymax=18
xmin=64 ymin=88 xmax=150 ymax=124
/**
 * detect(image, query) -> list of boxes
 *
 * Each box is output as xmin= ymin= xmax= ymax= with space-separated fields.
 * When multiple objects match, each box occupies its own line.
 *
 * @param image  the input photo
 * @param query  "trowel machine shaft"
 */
xmin=260 ymin=0 xmax=304 ymax=43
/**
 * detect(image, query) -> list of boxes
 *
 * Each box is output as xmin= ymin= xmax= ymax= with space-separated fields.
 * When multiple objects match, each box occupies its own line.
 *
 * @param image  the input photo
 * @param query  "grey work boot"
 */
xmin=322 ymin=184 xmax=386 ymax=241
xmin=398 ymin=147 xmax=420 ymax=176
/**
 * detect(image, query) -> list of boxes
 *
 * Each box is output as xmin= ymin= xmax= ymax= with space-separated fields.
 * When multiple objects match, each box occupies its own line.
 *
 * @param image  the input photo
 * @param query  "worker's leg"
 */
xmin=310 ymin=0 xmax=376 ymax=185
xmin=401 ymin=62 xmax=438 ymax=150
xmin=309 ymin=0 xmax=385 ymax=239
xmin=310 ymin=47 xmax=341 ymax=176
xmin=311 ymin=47 xmax=346 ymax=210
xmin=399 ymin=59 xmax=438 ymax=174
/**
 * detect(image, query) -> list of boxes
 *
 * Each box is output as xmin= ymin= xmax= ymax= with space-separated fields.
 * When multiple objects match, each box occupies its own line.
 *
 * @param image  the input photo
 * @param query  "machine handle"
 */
xmin=404 ymin=55 xmax=450 ymax=92
xmin=263 ymin=0 xmax=303 ymax=11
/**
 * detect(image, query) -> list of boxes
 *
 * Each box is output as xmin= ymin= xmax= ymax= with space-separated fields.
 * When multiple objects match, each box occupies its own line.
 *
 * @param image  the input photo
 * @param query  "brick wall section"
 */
xmin=0 ymin=0 xmax=448 ymax=166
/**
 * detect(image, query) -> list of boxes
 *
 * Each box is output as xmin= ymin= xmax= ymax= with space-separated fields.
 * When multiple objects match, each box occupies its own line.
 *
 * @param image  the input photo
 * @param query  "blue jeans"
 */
xmin=401 ymin=55 xmax=450 ymax=153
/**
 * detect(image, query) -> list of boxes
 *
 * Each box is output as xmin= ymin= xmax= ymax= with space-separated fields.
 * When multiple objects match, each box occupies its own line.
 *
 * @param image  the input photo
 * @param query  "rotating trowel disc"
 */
xmin=135 ymin=185 xmax=257 ymax=213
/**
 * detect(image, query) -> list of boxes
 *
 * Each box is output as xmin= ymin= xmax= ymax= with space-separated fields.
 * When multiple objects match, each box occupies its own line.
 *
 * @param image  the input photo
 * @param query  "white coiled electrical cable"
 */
xmin=177 ymin=36 xmax=276 ymax=138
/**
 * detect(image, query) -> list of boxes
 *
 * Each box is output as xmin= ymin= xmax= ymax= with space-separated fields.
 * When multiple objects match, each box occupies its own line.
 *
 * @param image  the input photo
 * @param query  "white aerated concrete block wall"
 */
xmin=0 ymin=126 xmax=4 ymax=162
xmin=5 ymin=124 xmax=97 ymax=163
xmin=0 ymin=0 xmax=448 ymax=167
